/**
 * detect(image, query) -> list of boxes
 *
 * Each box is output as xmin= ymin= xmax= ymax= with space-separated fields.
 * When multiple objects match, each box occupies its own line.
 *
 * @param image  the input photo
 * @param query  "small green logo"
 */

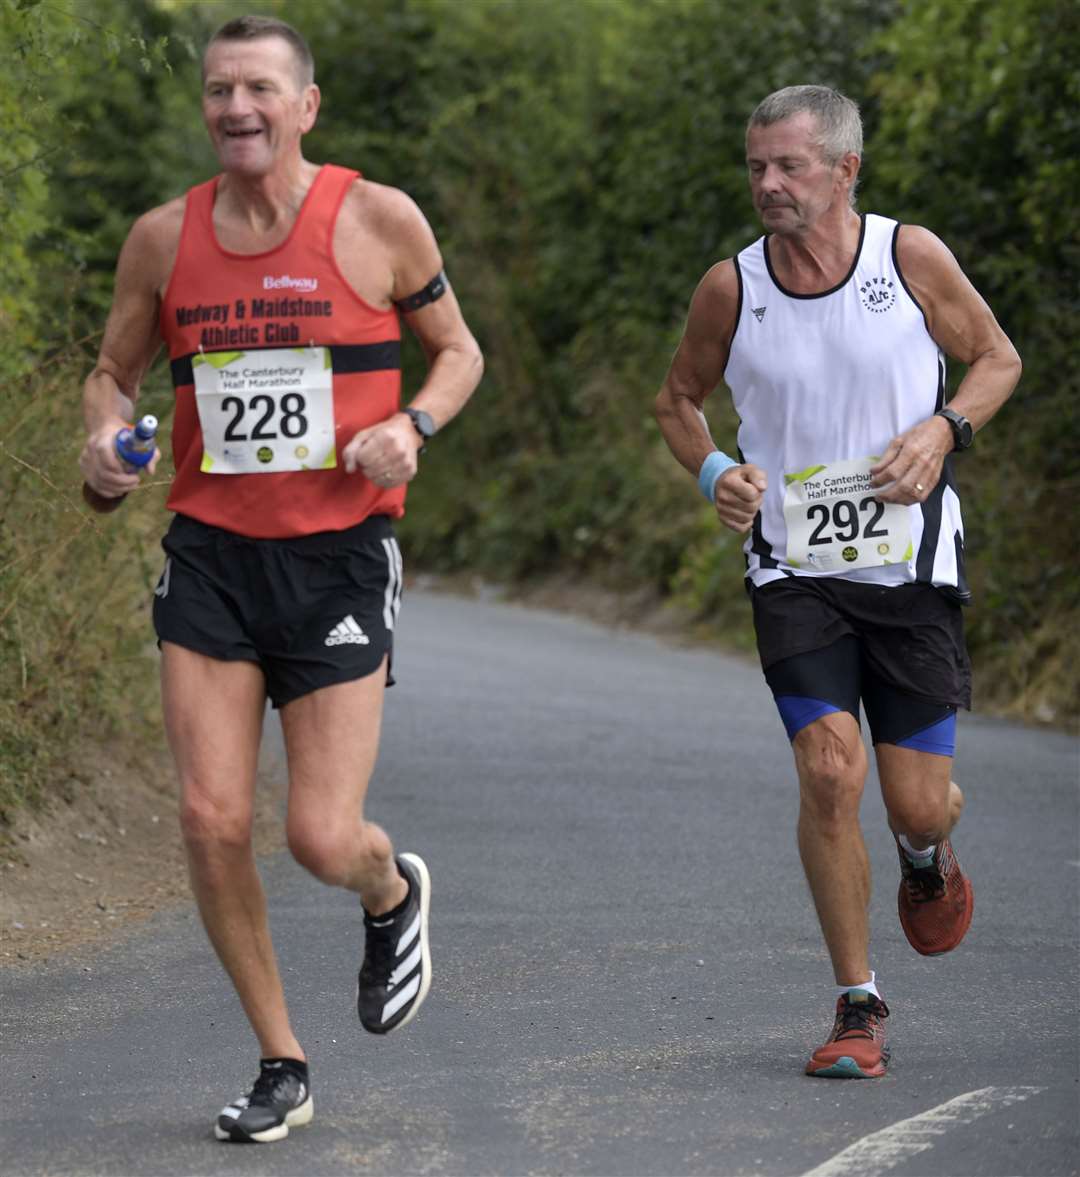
xmin=842 ymin=546 xmax=859 ymax=562
xmin=256 ymin=446 xmax=274 ymax=464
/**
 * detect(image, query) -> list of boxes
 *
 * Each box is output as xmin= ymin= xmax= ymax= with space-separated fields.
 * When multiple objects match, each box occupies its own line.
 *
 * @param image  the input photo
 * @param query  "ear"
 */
xmin=300 ymin=84 xmax=321 ymax=134
xmin=837 ymin=151 xmax=860 ymax=195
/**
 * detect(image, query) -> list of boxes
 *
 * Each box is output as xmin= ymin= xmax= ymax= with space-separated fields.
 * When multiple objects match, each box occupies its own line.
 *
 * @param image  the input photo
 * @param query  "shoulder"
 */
xmin=340 ymin=178 xmax=433 ymax=244
xmin=894 ymin=222 xmax=961 ymax=277
xmin=119 ymin=196 xmax=186 ymax=285
xmin=690 ymin=258 xmax=740 ymax=317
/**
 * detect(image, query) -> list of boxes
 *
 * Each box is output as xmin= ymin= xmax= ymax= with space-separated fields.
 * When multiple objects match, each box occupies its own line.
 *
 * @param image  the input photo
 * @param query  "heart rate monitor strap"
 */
xmin=393 ymin=270 xmax=448 ymax=314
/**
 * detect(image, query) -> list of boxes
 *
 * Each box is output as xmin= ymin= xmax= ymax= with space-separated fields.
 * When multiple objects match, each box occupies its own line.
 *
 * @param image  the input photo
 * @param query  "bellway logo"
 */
xmin=263 ymin=274 xmax=319 ymax=292
xmin=326 ymin=615 xmax=370 ymax=646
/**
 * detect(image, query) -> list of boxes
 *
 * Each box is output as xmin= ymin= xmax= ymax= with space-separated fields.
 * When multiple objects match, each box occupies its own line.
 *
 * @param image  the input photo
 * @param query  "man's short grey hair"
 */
xmin=206 ymin=15 xmax=315 ymax=88
xmin=747 ymin=85 xmax=863 ymax=203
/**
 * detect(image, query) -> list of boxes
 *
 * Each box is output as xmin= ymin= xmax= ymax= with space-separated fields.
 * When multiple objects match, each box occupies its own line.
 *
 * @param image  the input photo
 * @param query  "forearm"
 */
xmin=942 ymin=345 xmax=1022 ymax=434
xmin=654 ymin=383 xmax=722 ymax=478
xmin=83 ymin=367 xmax=136 ymax=436
xmin=407 ymin=338 xmax=484 ymax=431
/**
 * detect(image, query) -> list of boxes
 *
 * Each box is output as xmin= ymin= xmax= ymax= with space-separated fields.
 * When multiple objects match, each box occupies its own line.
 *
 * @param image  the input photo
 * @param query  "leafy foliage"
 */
xmin=0 ymin=0 xmax=1075 ymax=820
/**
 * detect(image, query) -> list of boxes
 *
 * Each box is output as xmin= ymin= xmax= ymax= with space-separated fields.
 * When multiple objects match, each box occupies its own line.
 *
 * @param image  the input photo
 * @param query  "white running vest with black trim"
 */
xmin=724 ymin=212 xmax=968 ymax=597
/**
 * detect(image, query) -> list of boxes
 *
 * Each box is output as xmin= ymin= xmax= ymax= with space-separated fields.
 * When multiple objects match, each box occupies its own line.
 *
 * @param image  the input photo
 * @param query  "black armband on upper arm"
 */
xmin=393 ymin=270 xmax=448 ymax=313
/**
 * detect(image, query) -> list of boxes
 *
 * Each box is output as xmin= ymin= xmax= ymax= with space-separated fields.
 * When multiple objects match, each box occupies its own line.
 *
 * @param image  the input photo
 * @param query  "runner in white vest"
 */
xmin=655 ymin=85 xmax=1021 ymax=1079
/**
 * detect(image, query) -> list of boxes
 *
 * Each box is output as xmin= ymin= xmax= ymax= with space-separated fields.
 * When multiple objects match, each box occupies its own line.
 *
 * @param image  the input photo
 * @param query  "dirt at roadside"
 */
xmin=0 ymin=743 xmax=285 ymax=968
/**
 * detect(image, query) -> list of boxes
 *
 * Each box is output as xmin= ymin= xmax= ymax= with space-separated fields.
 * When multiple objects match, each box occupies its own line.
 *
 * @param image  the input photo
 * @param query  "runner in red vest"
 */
xmin=79 ymin=15 xmax=482 ymax=1143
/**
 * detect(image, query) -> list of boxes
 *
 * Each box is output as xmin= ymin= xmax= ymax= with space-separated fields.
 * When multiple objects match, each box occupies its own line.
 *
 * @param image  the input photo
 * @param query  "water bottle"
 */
xmin=82 ymin=415 xmax=159 ymax=513
xmin=115 ymin=415 xmax=158 ymax=468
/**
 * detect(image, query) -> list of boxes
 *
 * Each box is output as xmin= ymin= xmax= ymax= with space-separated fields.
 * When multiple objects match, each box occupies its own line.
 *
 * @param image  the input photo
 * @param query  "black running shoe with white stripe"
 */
xmin=214 ymin=1058 xmax=312 ymax=1143
xmin=357 ymin=852 xmax=432 ymax=1033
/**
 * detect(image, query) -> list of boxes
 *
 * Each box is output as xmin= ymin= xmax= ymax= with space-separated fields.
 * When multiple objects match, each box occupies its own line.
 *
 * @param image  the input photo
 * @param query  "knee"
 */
xmin=287 ymin=818 xmax=356 ymax=886
xmin=797 ymin=736 xmax=866 ymax=826
xmin=287 ymin=817 xmax=393 ymax=887
xmin=888 ymin=780 xmax=961 ymax=841
xmin=179 ymin=785 xmax=252 ymax=858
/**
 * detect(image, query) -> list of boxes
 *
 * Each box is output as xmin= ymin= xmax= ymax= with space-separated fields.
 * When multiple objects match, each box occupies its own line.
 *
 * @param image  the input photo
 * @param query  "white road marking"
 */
xmin=800 ymin=1086 xmax=1045 ymax=1177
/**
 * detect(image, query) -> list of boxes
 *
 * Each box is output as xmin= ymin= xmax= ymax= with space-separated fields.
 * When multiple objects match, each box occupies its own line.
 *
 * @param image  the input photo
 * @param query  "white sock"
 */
xmin=899 ymin=834 xmax=935 ymax=862
xmin=837 ymin=970 xmax=881 ymax=1000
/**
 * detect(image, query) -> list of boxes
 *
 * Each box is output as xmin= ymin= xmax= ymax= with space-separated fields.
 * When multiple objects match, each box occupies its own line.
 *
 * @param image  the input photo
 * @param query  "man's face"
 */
xmin=745 ymin=113 xmax=854 ymax=236
xmin=202 ymin=36 xmax=319 ymax=176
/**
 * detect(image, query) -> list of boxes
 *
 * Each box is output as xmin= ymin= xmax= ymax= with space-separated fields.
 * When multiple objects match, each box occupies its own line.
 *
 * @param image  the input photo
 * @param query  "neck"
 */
xmin=769 ymin=205 xmax=862 ymax=292
xmin=216 ymin=157 xmax=320 ymax=232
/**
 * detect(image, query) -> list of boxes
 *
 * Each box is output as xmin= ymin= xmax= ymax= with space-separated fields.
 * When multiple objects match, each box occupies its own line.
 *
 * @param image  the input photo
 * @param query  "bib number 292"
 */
xmin=222 ymin=393 xmax=309 ymax=442
xmin=782 ymin=456 xmax=912 ymax=572
xmin=807 ymin=496 xmax=888 ymax=546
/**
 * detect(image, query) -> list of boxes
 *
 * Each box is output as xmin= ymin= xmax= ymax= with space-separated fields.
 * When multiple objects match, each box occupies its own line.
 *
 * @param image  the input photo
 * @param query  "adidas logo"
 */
xmin=325 ymin=615 xmax=370 ymax=646
xmin=752 ymin=306 xmax=767 ymax=322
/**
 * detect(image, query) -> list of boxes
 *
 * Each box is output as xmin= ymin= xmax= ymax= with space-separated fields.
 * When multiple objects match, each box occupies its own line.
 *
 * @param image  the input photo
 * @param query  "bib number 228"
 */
xmin=222 ymin=393 xmax=309 ymax=442
xmin=193 ymin=346 xmax=336 ymax=474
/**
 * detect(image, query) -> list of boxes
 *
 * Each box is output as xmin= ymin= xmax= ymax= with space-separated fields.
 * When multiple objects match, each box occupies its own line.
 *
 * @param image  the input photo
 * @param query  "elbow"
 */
xmin=654 ymin=387 xmax=674 ymax=425
xmin=455 ymin=334 xmax=484 ymax=387
xmin=999 ymin=341 xmax=1022 ymax=401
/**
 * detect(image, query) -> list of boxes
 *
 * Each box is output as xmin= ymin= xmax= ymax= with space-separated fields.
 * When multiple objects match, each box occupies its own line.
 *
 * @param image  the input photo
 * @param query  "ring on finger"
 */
xmin=915 ymin=482 xmax=924 ymax=493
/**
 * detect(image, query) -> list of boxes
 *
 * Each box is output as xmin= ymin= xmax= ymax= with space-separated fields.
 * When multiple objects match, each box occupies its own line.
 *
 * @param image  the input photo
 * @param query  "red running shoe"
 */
xmin=896 ymin=836 xmax=974 ymax=956
xmin=806 ymin=991 xmax=891 ymax=1079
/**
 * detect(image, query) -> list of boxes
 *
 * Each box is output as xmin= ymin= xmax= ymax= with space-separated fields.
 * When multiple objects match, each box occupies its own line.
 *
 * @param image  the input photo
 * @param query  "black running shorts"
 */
xmin=152 ymin=513 xmax=403 ymax=708
xmin=750 ymin=577 xmax=971 ymax=744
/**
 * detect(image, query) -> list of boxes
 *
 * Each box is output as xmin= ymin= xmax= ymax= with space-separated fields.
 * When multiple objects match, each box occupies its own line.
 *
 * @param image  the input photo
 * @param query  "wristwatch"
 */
xmin=403 ymin=407 xmax=436 ymax=453
xmin=935 ymin=407 xmax=974 ymax=451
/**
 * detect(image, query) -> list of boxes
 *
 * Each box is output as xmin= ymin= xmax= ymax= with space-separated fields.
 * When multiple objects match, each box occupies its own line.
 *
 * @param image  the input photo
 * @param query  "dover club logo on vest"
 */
xmin=859 ymin=276 xmax=896 ymax=313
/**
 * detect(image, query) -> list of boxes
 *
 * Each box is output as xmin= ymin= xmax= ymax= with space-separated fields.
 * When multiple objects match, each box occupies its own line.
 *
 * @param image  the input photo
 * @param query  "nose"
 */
xmin=223 ymin=86 xmax=255 ymax=119
xmin=758 ymin=163 xmax=784 ymax=192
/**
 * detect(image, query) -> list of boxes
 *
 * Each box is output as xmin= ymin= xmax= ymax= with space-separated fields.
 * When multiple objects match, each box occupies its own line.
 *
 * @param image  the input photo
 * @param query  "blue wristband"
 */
xmin=698 ymin=451 xmax=737 ymax=502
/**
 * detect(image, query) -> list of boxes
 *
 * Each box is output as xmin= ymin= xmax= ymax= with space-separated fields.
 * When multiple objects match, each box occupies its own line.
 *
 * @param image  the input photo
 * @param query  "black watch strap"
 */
xmin=935 ymin=408 xmax=974 ymax=451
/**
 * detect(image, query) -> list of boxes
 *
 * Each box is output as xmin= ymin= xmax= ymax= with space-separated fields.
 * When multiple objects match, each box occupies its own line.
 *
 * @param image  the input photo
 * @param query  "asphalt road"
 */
xmin=2 ymin=591 xmax=1077 ymax=1176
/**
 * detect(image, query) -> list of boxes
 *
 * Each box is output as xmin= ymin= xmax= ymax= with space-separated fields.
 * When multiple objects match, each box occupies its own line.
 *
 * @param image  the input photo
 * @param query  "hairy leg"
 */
xmin=793 ymin=711 xmax=872 ymax=986
xmin=162 ymin=642 xmax=304 ymax=1061
xmin=280 ymin=660 xmax=406 ymax=916
xmin=876 ymin=742 xmax=962 ymax=850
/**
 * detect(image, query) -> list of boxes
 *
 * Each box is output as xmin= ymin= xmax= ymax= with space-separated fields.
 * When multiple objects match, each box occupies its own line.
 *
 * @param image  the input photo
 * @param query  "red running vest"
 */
xmin=160 ymin=164 xmax=404 ymax=538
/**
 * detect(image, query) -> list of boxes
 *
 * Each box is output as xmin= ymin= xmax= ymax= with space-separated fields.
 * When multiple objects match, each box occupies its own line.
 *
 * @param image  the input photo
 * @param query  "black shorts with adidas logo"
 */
xmin=152 ymin=513 xmax=403 ymax=708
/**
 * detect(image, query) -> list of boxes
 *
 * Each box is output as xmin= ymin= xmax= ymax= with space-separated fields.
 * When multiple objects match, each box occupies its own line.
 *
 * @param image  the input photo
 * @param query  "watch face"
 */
xmin=941 ymin=409 xmax=973 ymax=449
xmin=407 ymin=408 xmax=435 ymax=439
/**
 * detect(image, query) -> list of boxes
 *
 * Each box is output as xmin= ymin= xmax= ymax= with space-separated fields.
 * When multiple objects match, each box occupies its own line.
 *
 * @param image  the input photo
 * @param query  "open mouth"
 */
xmin=225 ymin=128 xmax=262 ymax=139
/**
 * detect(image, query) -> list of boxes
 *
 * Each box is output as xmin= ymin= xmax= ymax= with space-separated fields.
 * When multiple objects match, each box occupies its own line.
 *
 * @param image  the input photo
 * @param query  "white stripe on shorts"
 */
xmin=381 ymin=537 xmax=403 ymax=630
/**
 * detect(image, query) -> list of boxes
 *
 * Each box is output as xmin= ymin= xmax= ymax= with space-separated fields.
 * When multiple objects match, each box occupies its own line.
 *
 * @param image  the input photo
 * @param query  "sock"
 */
xmin=837 ymin=970 xmax=881 ymax=1001
xmin=261 ymin=1057 xmax=309 ymax=1080
xmin=899 ymin=834 xmax=936 ymax=863
xmin=364 ymin=868 xmax=412 ymax=924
